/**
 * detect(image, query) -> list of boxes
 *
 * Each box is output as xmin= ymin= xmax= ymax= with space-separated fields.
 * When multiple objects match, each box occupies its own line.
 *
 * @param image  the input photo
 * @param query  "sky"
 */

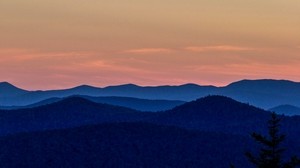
xmin=1 ymin=0 xmax=300 ymax=90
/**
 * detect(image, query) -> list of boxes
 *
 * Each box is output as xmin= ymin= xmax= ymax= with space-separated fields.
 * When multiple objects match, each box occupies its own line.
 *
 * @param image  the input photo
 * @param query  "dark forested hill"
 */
xmin=81 ymin=96 xmax=185 ymax=112
xmin=0 ymin=97 xmax=149 ymax=136
xmin=152 ymin=95 xmax=271 ymax=134
xmin=0 ymin=96 xmax=185 ymax=112
xmin=0 ymin=122 xmax=254 ymax=168
xmin=1 ymin=95 xmax=300 ymax=139
xmin=150 ymin=96 xmax=300 ymax=141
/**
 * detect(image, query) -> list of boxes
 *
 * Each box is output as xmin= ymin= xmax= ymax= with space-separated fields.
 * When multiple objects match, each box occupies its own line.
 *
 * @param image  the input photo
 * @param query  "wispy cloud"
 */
xmin=122 ymin=48 xmax=173 ymax=54
xmin=184 ymin=45 xmax=253 ymax=52
xmin=121 ymin=45 xmax=253 ymax=54
xmin=0 ymin=48 xmax=96 ymax=63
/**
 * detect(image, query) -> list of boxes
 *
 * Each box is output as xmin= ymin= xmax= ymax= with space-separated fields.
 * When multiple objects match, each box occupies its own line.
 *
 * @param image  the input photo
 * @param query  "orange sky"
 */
xmin=1 ymin=0 xmax=300 ymax=90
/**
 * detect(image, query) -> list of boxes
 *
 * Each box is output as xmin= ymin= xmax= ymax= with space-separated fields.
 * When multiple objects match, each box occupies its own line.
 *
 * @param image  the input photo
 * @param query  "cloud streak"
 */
xmin=122 ymin=48 xmax=174 ymax=54
xmin=121 ymin=45 xmax=254 ymax=55
xmin=184 ymin=45 xmax=254 ymax=52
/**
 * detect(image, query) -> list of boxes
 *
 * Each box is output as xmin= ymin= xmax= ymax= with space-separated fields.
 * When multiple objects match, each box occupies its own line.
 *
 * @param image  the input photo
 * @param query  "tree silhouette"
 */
xmin=245 ymin=112 xmax=300 ymax=168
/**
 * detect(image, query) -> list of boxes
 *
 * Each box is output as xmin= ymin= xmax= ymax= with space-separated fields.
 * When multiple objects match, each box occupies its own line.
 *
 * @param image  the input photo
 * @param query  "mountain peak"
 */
xmin=117 ymin=83 xmax=139 ymax=87
xmin=228 ymin=79 xmax=299 ymax=87
xmin=71 ymin=84 xmax=99 ymax=90
xmin=179 ymin=83 xmax=201 ymax=87
xmin=0 ymin=81 xmax=14 ymax=87
xmin=169 ymin=95 xmax=267 ymax=118
xmin=0 ymin=82 xmax=28 ymax=97
xmin=105 ymin=83 xmax=140 ymax=89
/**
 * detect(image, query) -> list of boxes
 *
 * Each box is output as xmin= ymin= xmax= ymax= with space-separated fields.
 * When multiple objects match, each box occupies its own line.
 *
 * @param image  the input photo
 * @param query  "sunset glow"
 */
xmin=1 ymin=0 xmax=300 ymax=90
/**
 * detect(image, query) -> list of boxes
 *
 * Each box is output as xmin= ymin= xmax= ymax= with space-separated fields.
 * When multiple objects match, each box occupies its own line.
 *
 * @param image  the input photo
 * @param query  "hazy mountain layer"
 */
xmin=1 ymin=79 xmax=300 ymax=110
xmin=0 ymin=96 xmax=185 ymax=112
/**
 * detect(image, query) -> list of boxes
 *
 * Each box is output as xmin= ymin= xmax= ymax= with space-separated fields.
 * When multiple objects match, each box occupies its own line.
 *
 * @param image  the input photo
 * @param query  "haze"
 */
xmin=1 ymin=0 xmax=300 ymax=90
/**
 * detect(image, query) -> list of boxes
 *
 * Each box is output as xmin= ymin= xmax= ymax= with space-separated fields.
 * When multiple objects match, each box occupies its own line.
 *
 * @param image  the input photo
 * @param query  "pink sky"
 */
xmin=1 ymin=0 xmax=300 ymax=90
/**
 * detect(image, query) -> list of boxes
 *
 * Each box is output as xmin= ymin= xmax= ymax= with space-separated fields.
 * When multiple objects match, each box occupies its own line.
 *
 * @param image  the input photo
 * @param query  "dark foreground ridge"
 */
xmin=0 ymin=122 xmax=252 ymax=168
xmin=0 ymin=97 xmax=149 ymax=136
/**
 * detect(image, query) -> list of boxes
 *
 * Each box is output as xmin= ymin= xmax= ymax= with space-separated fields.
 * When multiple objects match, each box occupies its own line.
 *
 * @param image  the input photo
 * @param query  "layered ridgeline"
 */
xmin=1 ymin=79 xmax=300 ymax=110
xmin=0 ymin=96 xmax=300 ymax=167
xmin=0 ymin=97 xmax=150 ymax=135
xmin=0 ymin=96 xmax=185 ymax=112
xmin=1 ymin=96 xmax=300 ymax=136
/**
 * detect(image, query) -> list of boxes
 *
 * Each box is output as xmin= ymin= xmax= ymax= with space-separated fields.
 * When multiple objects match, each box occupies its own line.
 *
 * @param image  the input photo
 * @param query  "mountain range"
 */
xmin=0 ymin=95 xmax=300 ymax=167
xmin=0 ymin=97 xmax=149 ymax=136
xmin=0 ymin=96 xmax=185 ymax=112
xmin=1 ymin=95 xmax=300 ymax=138
xmin=1 ymin=79 xmax=300 ymax=110
xmin=1 ymin=80 xmax=300 ymax=167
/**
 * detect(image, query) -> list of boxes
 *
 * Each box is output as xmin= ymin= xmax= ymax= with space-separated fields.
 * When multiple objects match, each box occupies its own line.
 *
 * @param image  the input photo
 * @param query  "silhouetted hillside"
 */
xmin=80 ymin=96 xmax=185 ymax=112
xmin=1 ymin=95 xmax=300 ymax=139
xmin=0 ymin=122 xmax=254 ymax=168
xmin=155 ymin=96 xmax=271 ymax=134
xmin=151 ymin=96 xmax=300 ymax=138
xmin=0 ymin=96 xmax=185 ymax=112
xmin=0 ymin=97 xmax=149 ymax=136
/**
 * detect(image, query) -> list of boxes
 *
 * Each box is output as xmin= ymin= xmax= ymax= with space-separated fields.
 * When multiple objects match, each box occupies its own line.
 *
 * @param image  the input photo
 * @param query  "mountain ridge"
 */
xmin=1 ymin=79 xmax=300 ymax=110
xmin=0 ymin=96 xmax=185 ymax=112
xmin=0 ymin=95 xmax=299 ymax=167
xmin=2 ymin=95 xmax=300 ymax=137
xmin=2 ymin=79 xmax=299 ymax=92
xmin=0 ymin=97 xmax=148 ymax=136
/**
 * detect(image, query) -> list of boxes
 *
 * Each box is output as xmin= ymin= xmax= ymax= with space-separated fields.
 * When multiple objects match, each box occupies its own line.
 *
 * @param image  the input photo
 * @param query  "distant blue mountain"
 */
xmin=269 ymin=104 xmax=300 ymax=116
xmin=0 ymin=97 xmax=148 ymax=136
xmin=81 ymin=96 xmax=185 ymax=112
xmin=1 ymin=79 xmax=300 ymax=109
xmin=0 ymin=97 xmax=62 ymax=110
xmin=218 ymin=79 xmax=300 ymax=109
xmin=0 ymin=82 xmax=28 ymax=97
xmin=0 ymin=96 xmax=185 ymax=112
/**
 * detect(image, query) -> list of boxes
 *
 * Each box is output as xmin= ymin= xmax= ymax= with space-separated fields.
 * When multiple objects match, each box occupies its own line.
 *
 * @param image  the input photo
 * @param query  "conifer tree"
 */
xmin=245 ymin=112 xmax=300 ymax=168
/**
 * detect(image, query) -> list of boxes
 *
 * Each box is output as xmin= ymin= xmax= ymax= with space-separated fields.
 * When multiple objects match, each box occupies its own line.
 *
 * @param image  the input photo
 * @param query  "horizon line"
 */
xmin=1 ymin=78 xmax=299 ymax=92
